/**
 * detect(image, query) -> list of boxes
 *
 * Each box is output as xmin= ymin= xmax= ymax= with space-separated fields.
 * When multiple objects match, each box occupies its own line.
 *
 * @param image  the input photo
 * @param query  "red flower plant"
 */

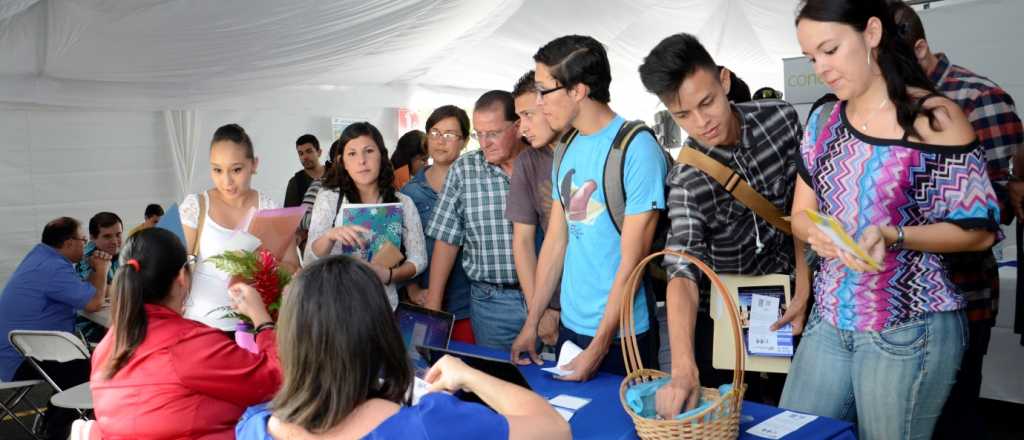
xmin=207 ymin=248 xmax=291 ymax=322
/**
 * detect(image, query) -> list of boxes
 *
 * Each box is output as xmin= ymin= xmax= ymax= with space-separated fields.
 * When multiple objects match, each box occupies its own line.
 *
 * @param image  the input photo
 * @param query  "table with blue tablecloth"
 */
xmin=450 ymin=341 xmax=856 ymax=440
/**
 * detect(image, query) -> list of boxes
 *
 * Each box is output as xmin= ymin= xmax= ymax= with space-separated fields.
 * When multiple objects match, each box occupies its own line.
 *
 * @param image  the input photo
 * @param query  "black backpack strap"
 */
xmin=553 ymin=128 xmax=580 ymax=214
xmin=604 ymin=120 xmax=657 ymax=234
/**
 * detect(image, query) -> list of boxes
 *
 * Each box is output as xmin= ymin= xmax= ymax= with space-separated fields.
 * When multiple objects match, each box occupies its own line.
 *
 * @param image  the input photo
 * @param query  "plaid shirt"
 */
xmin=663 ymin=100 xmax=802 ymax=305
xmin=931 ymin=53 xmax=1023 ymax=323
xmin=427 ymin=150 xmax=518 ymax=284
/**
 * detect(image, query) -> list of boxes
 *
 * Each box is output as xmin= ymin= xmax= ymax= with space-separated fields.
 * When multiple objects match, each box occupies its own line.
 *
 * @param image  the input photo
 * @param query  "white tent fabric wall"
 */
xmin=165 ymin=110 xmax=200 ymax=201
xmin=0 ymin=108 xmax=175 ymax=282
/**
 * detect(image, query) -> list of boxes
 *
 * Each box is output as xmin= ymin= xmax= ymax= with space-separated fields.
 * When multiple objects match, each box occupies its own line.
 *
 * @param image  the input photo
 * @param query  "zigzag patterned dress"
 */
xmin=798 ymin=101 xmax=1001 ymax=332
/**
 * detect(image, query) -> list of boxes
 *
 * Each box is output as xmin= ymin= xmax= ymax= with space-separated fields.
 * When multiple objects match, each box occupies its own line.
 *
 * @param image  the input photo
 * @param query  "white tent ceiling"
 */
xmin=0 ymin=0 xmax=804 ymax=114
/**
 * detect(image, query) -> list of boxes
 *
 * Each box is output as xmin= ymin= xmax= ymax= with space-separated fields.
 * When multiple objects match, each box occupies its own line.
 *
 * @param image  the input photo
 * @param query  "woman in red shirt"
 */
xmin=90 ymin=228 xmax=282 ymax=439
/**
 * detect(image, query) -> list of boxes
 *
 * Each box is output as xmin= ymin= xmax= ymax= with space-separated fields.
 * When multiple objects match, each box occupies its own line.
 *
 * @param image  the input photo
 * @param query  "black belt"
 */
xmin=477 ymin=281 xmax=521 ymax=291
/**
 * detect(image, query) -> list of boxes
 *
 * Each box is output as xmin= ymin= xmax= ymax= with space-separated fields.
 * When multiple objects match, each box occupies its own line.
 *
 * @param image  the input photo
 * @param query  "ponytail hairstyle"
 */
xmin=321 ymin=122 xmax=398 ymax=204
xmin=104 ymin=228 xmax=188 ymax=379
xmin=796 ymin=0 xmax=939 ymax=139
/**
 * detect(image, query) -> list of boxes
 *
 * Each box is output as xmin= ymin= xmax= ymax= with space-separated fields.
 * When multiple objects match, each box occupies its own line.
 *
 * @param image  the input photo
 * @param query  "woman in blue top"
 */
xmin=400 ymin=105 xmax=475 ymax=341
xmin=236 ymin=255 xmax=569 ymax=440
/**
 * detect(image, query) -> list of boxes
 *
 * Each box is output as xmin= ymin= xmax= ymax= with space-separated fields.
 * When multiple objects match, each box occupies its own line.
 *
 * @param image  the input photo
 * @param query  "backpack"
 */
xmin=552 ymin=120 xmax=673 ymax=239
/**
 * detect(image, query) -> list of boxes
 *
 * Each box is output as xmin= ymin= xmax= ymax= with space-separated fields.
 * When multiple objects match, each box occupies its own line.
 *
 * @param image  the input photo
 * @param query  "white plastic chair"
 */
xmin=0 ymin=378 xmax=44 ymax=439
xmin=8 ymin=330 xmax=92 ymax=416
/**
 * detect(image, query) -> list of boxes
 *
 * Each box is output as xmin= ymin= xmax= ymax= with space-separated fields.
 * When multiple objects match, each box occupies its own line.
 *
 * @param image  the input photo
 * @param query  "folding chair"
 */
xmin=8 ymin=331 xmax=92 ymax=417
xmin=0 ymin=378 xmax=44 ymax=439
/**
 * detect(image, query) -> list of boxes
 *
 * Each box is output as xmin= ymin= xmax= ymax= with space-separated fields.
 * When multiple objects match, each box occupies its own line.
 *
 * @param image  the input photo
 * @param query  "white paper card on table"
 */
xmin=746 ymin=410 xmax=818 ymax=439
xmin=548 ymin=394 xmax=591 ymax=411
xmin=541 ymin=341 xmax=583 ymax=376
xmin=555 ymin=407 xmax=575 ymax=422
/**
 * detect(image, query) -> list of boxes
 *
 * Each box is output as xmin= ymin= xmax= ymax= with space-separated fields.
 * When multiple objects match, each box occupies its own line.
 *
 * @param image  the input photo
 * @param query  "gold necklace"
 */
xmin=858 ymin=97 xmax=890 ymax=131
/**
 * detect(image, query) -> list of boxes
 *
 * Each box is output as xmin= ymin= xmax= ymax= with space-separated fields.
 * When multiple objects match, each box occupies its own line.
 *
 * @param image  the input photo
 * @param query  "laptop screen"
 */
xmin=395 ymin=302 xmax=454 ymax=353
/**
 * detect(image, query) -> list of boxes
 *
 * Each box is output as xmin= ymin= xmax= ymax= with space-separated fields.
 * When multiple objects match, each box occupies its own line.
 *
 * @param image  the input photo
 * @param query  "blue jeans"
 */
xmin=469 ymin=282 xmax=527 ymax=351
xmin=780 ymin=308 xmax=967 ymax=440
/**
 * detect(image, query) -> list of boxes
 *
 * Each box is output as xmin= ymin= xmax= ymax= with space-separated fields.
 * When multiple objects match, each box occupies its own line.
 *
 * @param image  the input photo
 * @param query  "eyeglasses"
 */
xmin=535 ymin=84 xmax=566 ymax=103
xmin=70 ymin=237 xmax=88 ymax=244
xmin=428 ymin=129 xmax=462 ymax=142
xmin=471 ymin=123 xmax=515 ymax=142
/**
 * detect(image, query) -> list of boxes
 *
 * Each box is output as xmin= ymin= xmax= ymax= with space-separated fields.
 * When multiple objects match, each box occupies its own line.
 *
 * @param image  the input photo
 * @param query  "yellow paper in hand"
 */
xmin=804 ymin=209 xmax=882 ymax=271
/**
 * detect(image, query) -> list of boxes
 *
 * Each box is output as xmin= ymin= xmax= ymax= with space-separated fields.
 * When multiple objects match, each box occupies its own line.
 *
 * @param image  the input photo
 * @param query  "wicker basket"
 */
xmin=619 ymin=250 xmax=747 ymax=439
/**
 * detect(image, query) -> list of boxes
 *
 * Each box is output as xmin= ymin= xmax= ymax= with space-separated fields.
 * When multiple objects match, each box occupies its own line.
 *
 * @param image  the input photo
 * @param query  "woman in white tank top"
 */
xmin=181 ymin=124 xmax=300 ymax=330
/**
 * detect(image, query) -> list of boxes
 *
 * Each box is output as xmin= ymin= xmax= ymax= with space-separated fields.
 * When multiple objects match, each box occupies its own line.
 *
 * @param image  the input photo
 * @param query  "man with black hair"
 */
xmin=506 ymin=71 xmax=564 ymax=356
xmin=892 ymin=4 xmax=1024 ymax=438
xmin=0 ymin=217 xmax=109 ymax=439
xmin=128 ymin=203 xmax=164 ymax=236
xmin=512 ymin=35 xmax=668 ymax=380
xmin=426 ymin=90 xmax=528 ymax=351
xmin=638 ymin=33 xmax=803 ymax=417
xmin=284 ymin=133 xmax=324 ymax=207
xmin=77 ymin=211 xmax=123 ymax=283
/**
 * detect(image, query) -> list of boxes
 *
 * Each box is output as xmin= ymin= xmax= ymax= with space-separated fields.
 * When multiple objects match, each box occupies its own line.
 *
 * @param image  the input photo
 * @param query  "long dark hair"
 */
xmin=322 ymin=122 xmax=397 ymax=203
xmin=271 ymin=256 xmax=412 ymax=433
xmin=797 ymin=0 xmax=938 ymax=139
xmin=104 ymin=228 xmax=187 ymax=378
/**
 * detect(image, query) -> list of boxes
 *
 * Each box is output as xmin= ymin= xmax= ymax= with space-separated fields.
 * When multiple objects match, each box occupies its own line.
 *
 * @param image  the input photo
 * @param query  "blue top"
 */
xmin=401 ymin=167 xmax=472 ymax=320
xmin=236 ymin=393 xmax=508 ymax=440
xmin=552 ymin=116 xmax=667 ymax=336
xmin=0 ymin=244 xmax=95 ymax=380
xmin=75 ymin=241 xmax=120 ymax=283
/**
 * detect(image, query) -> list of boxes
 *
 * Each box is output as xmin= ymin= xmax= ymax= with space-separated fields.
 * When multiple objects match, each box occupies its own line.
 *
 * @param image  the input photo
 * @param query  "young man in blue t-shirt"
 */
xmin=510 ymin=35 xmax=668 ymax=380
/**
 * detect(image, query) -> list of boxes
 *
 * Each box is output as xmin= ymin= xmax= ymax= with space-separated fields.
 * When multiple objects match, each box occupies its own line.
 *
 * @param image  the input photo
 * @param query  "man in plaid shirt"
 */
xmin=425 ymin=90 xmax=528 ymax=351
xmin=894 ymin=5 xmax=1024 ymax=439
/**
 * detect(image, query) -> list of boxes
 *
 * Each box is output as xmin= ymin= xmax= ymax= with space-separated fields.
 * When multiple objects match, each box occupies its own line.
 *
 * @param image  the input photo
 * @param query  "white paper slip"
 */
xmin=541 ymin=341 xmax=583 ymax=376
xmin=746 ymin=410 xmax=818 ymax=439
xmin=411 ymin=377 xmax=430 ymax=405
xmin=555 ymin=407 xmax=575 ymax=422
xmin=549 ymin=394 xmax=591 ymax=411
xmin=541 ymin=366 xmax=574 ymax=376
xmin=749 ymin=293 xmax=780 ymax=326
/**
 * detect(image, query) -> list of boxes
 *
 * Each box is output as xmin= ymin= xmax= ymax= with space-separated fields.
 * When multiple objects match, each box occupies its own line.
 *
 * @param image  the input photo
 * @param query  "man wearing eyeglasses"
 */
xmin=425 ymin=90 xmax=528 ymax=351
xmin=0 ymin=217 xmax=109 ymax=439
xmin=517 ymin=35 xmax=668 ymax=381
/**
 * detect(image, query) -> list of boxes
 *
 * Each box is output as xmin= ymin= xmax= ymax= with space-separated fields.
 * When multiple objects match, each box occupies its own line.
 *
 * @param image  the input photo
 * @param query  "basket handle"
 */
xmin=618 ymin=250 xmax=745 ymax=390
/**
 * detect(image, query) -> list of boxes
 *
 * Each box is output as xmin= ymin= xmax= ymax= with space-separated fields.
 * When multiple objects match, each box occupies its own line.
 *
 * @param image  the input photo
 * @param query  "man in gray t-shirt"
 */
xmin=506 ymin=71 xmax=562 ymax=350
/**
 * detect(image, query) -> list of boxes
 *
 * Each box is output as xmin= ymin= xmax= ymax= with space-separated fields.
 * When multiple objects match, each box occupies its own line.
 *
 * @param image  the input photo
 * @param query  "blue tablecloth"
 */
xmin=449 ymin=341 xmax=856 ymax=440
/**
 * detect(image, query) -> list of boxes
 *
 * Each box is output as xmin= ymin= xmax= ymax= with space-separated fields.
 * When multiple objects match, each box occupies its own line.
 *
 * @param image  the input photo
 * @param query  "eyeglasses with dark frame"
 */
xmin=428 ymin=129 xmax=463 ymax=142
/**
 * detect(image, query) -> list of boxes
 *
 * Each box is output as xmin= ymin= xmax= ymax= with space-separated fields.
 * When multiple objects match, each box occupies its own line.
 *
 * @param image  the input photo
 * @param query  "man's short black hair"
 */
xmin=639 ymin=33 xmax=719 ymax=104
xmin=88 ymin=212 xmax=123 ymax=238
xmin=512 ymin=70 xmax=536 ymax=99
xmin=144 ymin=203 xmax=164 ymax=219
xmin=533 ymin=35 xmax=612 ymax=104
xmin=296 ymin=134 xmax=320 ymax=151
xmin=42 ymin=217 xmax=80 ymax=248
xmin=891 ymin=1 xmax=926 ymax=47
xmin=724 ymin=67 xmax=751 ymax=103
xmin=474 ymin=90 xmax=518 ymax=122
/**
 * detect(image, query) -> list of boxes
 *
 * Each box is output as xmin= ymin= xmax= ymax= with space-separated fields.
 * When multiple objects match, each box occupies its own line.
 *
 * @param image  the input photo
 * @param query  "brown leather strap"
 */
xmin=191 ymin=192 xmax=207 ymax=257
xmin=676 ymin=147 xmax=792 ymax=235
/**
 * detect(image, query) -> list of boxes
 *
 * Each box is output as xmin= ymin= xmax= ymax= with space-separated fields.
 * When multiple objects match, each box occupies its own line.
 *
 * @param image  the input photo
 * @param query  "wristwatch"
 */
xmin=888 ymin=225 xmax=905 ymax=251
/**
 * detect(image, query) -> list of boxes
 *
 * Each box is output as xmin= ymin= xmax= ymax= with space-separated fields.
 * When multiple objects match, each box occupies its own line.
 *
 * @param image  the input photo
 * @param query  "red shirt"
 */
xmin=91 ymin=304 xmax=282 ymax=439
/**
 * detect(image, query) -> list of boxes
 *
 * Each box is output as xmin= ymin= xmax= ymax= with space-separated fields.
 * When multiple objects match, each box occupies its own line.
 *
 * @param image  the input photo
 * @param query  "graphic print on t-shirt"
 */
xmin=560 ymin=169 xmax=605 ymax=238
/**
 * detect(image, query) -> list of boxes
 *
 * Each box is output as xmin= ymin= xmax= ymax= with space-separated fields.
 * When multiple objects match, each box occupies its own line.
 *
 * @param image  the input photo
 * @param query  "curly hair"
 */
xmin=322 ymin=122 xmax=398 ymax=204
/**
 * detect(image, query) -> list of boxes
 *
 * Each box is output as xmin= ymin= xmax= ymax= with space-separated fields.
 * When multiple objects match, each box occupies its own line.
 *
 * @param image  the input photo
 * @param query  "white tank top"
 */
xmin=183 ymin=191 xmax=274 ymax=330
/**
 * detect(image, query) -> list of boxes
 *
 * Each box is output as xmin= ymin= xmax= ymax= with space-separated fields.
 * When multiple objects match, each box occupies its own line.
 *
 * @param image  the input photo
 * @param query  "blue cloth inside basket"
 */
xmin=625 ymin=378 xmax=733 ymax=420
